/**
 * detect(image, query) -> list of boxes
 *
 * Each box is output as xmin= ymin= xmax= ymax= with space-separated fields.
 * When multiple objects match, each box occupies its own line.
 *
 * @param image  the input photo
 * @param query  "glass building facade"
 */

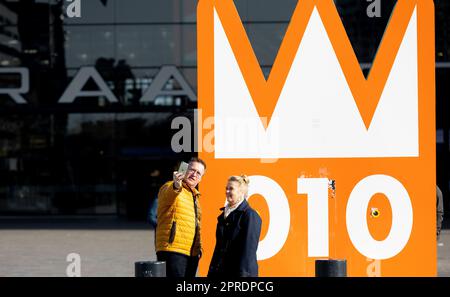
xmin=0 ymin=0 xmax=448 ymax=220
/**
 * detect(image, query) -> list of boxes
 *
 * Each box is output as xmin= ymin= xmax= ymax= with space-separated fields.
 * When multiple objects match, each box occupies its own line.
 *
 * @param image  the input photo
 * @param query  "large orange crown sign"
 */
xmin=197 ymin=0 xmax=435 ymax=276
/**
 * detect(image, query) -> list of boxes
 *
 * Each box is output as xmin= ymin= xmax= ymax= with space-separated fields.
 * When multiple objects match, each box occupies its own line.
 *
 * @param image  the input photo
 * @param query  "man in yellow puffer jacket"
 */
xmin=156 ymin=157 xmax=206 ymax=277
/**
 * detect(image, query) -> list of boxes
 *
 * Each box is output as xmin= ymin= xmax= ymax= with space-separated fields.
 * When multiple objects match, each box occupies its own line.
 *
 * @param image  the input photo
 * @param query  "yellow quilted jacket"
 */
xmin=155 ymin=181 xmax=202 ymax=257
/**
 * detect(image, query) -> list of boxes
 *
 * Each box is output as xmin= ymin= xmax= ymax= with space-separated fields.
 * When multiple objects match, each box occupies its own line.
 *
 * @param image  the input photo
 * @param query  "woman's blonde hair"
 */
xmin=228 ymin=175 xmax=250 ymax=198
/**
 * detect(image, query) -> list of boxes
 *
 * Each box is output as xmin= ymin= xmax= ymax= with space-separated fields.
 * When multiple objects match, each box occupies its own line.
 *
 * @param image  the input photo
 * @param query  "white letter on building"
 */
xmin=346 ymin=175 xmax=413 ymax=259
xmin=247 ymin=176 xmax=290 ymax=261
xmin=297 ymin=178 xmax=329 ymax=257
xmin=59 ymin=67 xmax=118 ymax=104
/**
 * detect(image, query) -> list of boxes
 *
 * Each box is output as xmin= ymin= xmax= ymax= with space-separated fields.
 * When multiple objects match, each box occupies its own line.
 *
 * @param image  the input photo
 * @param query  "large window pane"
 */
xmin=246 ymin=0 xmax=297 ymax=22
xmin=116 ymin=24 xmax=196 ymax=67
xmin=65 ymin=26 xmax=115 ymax=68
xmin=0 ymin=111 xmax=193 ymax=216
xmin=63 ymin=0 xmax=115 ymax=25
xmin=115 ymin=0 xmax=197 ymax=24
xmin=0 ymin=25 xmax=21 ymax=60
xmin=0 ymin=1 xmax=18 ymax=25
xmin=246 ymin=23 xmax=288 ymax=67
xmin=233 ymin=0 xmax=249 ymax=22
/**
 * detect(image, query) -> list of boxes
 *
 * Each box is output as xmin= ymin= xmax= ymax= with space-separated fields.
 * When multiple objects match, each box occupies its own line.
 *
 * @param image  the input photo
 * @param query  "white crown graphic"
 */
xmin=213 ymin=7 xmax=419 ymax=159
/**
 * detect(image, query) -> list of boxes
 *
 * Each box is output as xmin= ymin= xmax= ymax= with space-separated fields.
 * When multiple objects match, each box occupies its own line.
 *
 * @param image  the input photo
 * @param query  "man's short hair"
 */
xmin=189 ymin=157 xmax=207 ymax=171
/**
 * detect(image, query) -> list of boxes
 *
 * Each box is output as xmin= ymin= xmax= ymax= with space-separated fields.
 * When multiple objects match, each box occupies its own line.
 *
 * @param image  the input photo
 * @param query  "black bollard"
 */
xmin=135 ymin=261 xmax=166 ymax=277
xmin=315 ymin=259 xmax=347 ymax=277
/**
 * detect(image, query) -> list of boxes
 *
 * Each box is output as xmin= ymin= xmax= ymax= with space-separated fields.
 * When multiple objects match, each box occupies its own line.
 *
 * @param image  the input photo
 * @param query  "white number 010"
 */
xmin=247 ymin=175 xmax=413 ymax=261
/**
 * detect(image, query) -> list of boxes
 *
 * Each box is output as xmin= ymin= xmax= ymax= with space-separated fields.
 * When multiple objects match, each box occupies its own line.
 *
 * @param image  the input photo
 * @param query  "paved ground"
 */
xmin=438 ymin=229 xmax=450 ymax=277
xmin=0 ymin=218 xmax=156 ymax=277
xmin=0 ymin=219 xmax=448 ymax=277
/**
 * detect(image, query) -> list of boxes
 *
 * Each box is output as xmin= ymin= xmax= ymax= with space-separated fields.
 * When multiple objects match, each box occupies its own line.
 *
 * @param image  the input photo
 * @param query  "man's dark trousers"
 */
xmin=157 ymin=251 xmax=199 ymax=277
